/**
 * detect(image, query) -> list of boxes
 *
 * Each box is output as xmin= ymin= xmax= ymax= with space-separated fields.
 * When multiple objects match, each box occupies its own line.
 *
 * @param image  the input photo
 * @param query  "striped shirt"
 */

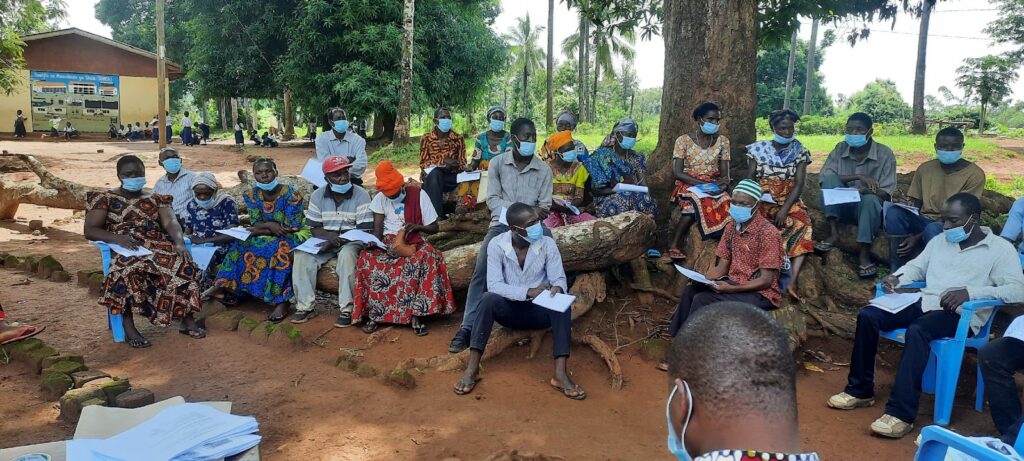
xmin=314 ymin=130 xmax=368 ymax=178
xmin=486 ymin=231 xmax=567 ymax=301
xmin=485 ymin=151 xmax=553 ymax=227
xmin=305 ymin=185 xmax=373 ymax=232
xmin=153 ymin=168 xmax=196 ymax=219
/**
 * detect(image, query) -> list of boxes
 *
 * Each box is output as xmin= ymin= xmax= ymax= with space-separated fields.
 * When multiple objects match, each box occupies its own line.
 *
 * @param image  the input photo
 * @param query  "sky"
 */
xmin=69 ymin=0 xmax=1023 ymax=105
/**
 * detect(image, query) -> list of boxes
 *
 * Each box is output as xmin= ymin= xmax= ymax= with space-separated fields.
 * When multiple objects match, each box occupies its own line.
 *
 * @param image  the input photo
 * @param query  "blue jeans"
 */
xmin=979 ymin=336 xmax=1024 ymax=441
xmin=460 ymin=223 xmax=553 ymax=331
xmin=821 ymin=174 xmax=883 ymax=244
xmin=470 ymin=292 xmax=571 ymax=358
xmin=883 ymin=206 xmax=944 ymax=271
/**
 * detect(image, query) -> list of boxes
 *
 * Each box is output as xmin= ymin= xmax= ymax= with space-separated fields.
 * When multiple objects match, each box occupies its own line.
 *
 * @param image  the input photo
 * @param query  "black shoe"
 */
xmin=290 ymin=310 xmax=316 ymax=324
xmin=448 ymin=328 xmax=471 ymax=353
xmin=334 ymin=312 xmax=353 ymax=328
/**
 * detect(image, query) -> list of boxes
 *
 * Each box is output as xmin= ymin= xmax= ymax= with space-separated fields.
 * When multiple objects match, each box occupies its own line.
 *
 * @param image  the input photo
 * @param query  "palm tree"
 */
xmin=546 ymin=0 xmax=555 ymax=130
xmin=910 ymin=0 xmax=935 ymax=134
xmin=956 ymin=55 xmax=1020 ymax=134
xmin=562 ymin=20 xmax=635 ymax=121
xmin=506 ymin=14 xmax=546 ymax=117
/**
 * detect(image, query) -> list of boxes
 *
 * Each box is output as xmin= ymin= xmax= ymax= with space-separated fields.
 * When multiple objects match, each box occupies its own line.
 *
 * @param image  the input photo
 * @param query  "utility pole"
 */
xmin=783 ymin=29 xmax=798 ymax=110
xmin=156 ymin=0 xmax=167 ymax=148
xmin=802 ymin=18 xmax=818 ymax=116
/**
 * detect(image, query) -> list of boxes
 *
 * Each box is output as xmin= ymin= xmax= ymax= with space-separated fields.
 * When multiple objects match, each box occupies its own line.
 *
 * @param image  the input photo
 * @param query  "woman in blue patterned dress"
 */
xmin=583 ymin=118 xmax=658 ymax=218
xmin=184 ymin=172 xmax=239 ymax=296
xmin=208 ymin=159 xmax=309 ymax=322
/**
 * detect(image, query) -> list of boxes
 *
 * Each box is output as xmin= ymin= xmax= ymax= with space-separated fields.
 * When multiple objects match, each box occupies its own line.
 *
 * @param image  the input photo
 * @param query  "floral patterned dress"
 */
xmin=583 ymin=146 xmax=658 ymax=218
xmin=87 ymin=191 xmax=201 ymax=325
xmin=185 ymin=197 xmax=239 ymax=292
xmin=746 ymin=139 xmax=814 ymax=258
xmin=461 ymin=131 xmax=511 ymax=207
xmin=213 ymin=186 xmax=309 ymax=304
xmin=670 ymin=134 xmax=732 ymax=239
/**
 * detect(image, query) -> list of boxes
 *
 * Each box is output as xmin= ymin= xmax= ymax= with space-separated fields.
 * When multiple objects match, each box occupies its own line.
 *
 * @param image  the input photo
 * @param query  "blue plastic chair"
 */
xmin=876 ymin=282 xmax=1003 ymax=425
xmin=94 ymin=239 xmax=191 ymax=343
xmin=915 ymin=425 xmax=1024 ymax=460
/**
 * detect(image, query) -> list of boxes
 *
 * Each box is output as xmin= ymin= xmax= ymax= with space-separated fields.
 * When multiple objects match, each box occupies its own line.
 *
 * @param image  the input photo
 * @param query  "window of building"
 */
xmin=71 ymin=83 xmax=96 ymax=95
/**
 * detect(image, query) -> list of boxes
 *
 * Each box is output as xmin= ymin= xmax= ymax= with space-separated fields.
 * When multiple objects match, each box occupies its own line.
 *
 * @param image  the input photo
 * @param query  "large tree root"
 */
xmin=576 ymin=334 xmax=623 ymax=390
xmin=0 ymin=153 xmax=103 ymax=218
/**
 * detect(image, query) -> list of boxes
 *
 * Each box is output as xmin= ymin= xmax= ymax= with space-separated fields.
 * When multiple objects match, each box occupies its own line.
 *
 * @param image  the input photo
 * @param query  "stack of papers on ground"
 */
xmin=533 ymin=290 xmax=576 ymax=313
xmin=189 ymin=244 xmax=218 ymax=271
xmin=339 ymin=229 xmax=387 ymax=249
xmin=869 ymin=292 xmax=922 ymax=314
xmin=300 ymin=159 xmax=327 ymax=188
xmin=457 ymin=170 xmax=482 ymax=183
xmin=216 ymin=227 xmax=252 ymax=241
xmin=686 ymin=183 xmax=722 ymax=199
xmin=612 ymin=183 xmax=649 ymax=194
xmin=822 ymin=187 xmax=862 ymax=206
xmin=293 ymin=237 xmax=327 ymax=254
xmin=75 ymin=403 xmax=259 ymax=461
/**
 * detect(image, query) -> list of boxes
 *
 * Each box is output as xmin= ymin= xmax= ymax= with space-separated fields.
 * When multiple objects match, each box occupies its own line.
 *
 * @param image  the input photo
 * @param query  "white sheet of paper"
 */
xmin=300 ymin=158 xmax=326 ymax=188
xmin=554 ymin=199 xmax=581 ymax=216
xmin=423 ymin=166 xmax=437 ymax=176
xmin=686 ymin=183 xmax=722 ymax=199
xmin=293 ymin=237 xmax=327 ymax=254
xmin=675 ymin=265 xmax=715 ymax=286
xmin=101 ymin=242 xmax=153 ymax=258
xmin=216 ymin=227 xmax=252 ymax=241
xmin=339 ymin=229 xmax=386 ymax=249
xmin=612 ymin=183 xmax=649 ymax=194
xmin=498 ymin=207 xmax=508 ymax=225
xmin=869 ymin=292 xmax=922 ymax=314
xmin=189 ymin=244 xmax=218 ymax=271
xmin=822 ymin=188 xmax=862 ymax=206
xmin=67 ymin=438 xmax=104 ymax=461
xmin=532 ymin=290 xmax=576 ymax=313
xmin=1005 ymin=316 xmax=1024 ymax=342
xmin=457 ymin=170 xmax=482 ymax=183
xmin=883 ymin=201 xmax=921 ymax=218
xmin=761 ymin=193 xmax=777 ymax=204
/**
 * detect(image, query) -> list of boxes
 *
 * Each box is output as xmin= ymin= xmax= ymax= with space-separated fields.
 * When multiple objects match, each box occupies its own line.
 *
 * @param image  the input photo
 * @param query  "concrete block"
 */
xmin=71 ymin=370 xmax=111 ymax=388
xmin=40 ymin=372 xmax=74 ymax=401
xmin=114 ymin=388 xmax=155 ymax=409
xmin=205 ymin=310 xmax=243 ymax=331
xmin=60 ymin=387 xmax=105 ymax=421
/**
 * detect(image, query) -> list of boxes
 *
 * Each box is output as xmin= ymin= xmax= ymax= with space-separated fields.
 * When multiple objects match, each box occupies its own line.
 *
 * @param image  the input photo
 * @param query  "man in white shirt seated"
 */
xmin=827 ymin=193 xmax=1024 ymax=439
xmin=452 ymin=202 xmax=584 ymax=400
xmin=315 ymin=107 xmax=368 ymax=186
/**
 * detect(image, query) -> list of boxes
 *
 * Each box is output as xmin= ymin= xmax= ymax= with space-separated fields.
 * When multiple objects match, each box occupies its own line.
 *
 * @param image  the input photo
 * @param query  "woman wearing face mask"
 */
xmin=419 ymin=107 xmax=468 ymax=220
xmin=668 ymin=102 xmax=733 ymax=261
xmin=209 ymin=158 xmax=310 ymax=323
xmin=462 ymin=106 xmax=511 ymax=207
xmin=583 ymin=117 xmax=658 ymax=219
xmin=184 ymin=172 xmax=240 ymax=298
xmin=745 ymin=109 xmax=813 ymax=301
xmin=352 ymin=161 xmax=456 ymax=336
xmin=541 ymin=110 xmax=588 ymax=161
xmin=543 ymin=129 xmax=597 ymax=228
xmin=83 ymin=155 xmax=203 ymax=348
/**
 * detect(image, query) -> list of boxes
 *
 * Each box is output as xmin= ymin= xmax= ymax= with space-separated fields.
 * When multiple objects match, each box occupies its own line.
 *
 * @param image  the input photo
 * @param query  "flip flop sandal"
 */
xmin=858 ymin=264 xmax=879 ymax=279
xmin=362 ymin=320 xmax=380 ymax=334
xmin=267 ymin=310 xmax=287 ymax=324
xmin=413 ymin=324 xmax=429 ymax=337
xmin=667 ymin=249 xmax=687 ymax=261
xmin=127 ymin=337 xmax=152 ymax=349
xmin=453 ymin=376 xmax=482 ymax=396
xmin=0 ymin=325 xmax=45 ymax=345
xmin=814 ymin=241 xmax=836 ymax=252
xmin=178 ymin=328 xmax=207 ymax=339
xmin=550 ymin=380 xmax=587 ymax=400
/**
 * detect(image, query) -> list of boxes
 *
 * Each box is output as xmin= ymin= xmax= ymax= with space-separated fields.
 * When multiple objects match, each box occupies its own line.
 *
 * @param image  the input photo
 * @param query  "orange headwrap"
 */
xmin=542 ymin=130 xmax=575 ymax=157
xmin=374 ymin=160 xmax=405 ymax=196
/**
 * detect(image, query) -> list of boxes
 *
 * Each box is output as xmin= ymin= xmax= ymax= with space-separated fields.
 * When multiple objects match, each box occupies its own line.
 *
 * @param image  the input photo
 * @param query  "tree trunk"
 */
xmin=577 ymin=18 xmax=587 ymax=121
xmin=394 ymin=0 xmax=415 ymax=145
xmin=0 ymin=154 xmax=103 ymax=218
xmin=522 ymin=65 xmax=529 ymax=117
xmin=317 ymin=211 xmax=657 ymax=292
xmin=591 ymin=26 xmax=600 ymax=121
xmin=220 ymin=98 xmax=228 ymax=130
xmin=378 ymin=111 xmax=397 ymax=141
xmin=372 ymin=114 xmax=385 ymax=140
xmin=979 ymin=101 xmax=987 ymax=134
xmin=282 ymin=87 xmax=295 ymax=140
xmin=230 ymin=98 xmax=239 ymax=128
xmin=546 ymin=0 xmax=554 ymax=130
xmin=910 ymin=0 xmax=933 ymax=135
xmin=581 ymin=21 xmax=591 ymax=122
xmin=651 ymin=0 xmax=758 ymax=219
xmin=783 ymin=29 xmax=798 ymax=110
xmin=802 ymin=19 xmax=818 ymax=116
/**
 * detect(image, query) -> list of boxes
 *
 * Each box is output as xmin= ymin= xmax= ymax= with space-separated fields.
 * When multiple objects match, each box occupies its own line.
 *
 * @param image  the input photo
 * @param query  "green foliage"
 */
xmin=0 ymin=0 xmax=67 ymax=95
xmin=506 ymin=14 xmax=546 ymax=118
xmin=847 ymin=79 xmax=912 ymax=123
xmin=956 ymin=55 xmax=1020 ymax=130
xmin=986 ymin=0 xmax=1024 ymax=63
xmin=755 ymin=34 xmax=834 ymax=118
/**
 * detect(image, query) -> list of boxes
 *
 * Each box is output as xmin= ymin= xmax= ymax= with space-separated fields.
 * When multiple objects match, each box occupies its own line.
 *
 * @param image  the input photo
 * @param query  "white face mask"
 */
xmin=665 ymin=381 xmax=694 ymax=461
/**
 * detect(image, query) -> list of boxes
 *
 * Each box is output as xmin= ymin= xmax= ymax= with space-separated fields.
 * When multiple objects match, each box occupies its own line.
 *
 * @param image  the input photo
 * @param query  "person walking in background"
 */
xmin=181 ymin=111 xmax=193 ymax=146
xmin=13 ymin=110 xmax=27 ymax=138
xmin=307 ymin=120 xmax=317 ymax=141
xmin=234 ymin=121 xmax=245 ymax=146
xmin=199 ymin=120 xmax=210 ymax=145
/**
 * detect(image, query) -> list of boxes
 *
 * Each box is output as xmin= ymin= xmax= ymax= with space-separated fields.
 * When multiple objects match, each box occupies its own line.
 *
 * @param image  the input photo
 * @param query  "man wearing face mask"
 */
xmin=449 ymin=117 xmax=554 ymax=353
xmin=291 ymin=157 xmax=373 ymax=326
xmin=153 ymin=147 xmax=196 ymax=223
xmin=657 ymin=179 xmax=784 ymax=371
xmin=828 ymin=193 xmax=1024 ymax=439
xmin=816 ymin=112 xmax=896 ymax=278
xmin=665 ymin=302 xmax=817 ymax=461
xmin=314 ymin=107 xmax=368 ymax=185
xmin=884 ymin=127 xmax=985 ymax=271
xmin=453 ymin=202 xmax=583 ymax=399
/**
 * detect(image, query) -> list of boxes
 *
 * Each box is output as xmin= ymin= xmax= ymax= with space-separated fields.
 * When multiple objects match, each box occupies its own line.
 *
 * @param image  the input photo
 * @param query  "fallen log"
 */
xmin=0 ymin=154 xmax=101 ymax=218
xmin=316 ymin=211 xmax=657 ymax=292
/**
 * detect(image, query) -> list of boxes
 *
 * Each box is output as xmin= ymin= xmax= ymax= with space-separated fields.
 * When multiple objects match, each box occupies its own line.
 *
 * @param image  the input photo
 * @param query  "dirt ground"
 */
xmin=0 ymin=135 xmax=1015 ymax=460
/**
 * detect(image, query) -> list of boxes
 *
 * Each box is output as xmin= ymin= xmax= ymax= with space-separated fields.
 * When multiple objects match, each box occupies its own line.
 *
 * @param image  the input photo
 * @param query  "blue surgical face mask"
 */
xmin=516 ymin=222 xmax=544 ymax=244
xmin=437 ymin=118 xmax=453 ymax=133
xmin=162 ymin=157 xmax=182 ymax=174
xmin=666 ymin=382 xmax=693 ymax=461
xmin=330 ymin=181 xmax=353 ymax=194
xmin=936 ymin=149 xmax=962 ymax=165
xmin=196 ymin=197 xmax=217 ymax=208
xmin=516 ymin=138 xmax=536 ymax=156
xmin=391 ymin=190 xmax=406 ymax=205
xmin=944 ymin=217 xmax=975 ymax=244
xmin=333 ymin=119 xmax=349 ymax=133
xmin=845 ymin=134 xmax=868 ymax=148
xmin=255 ymin=179 xmax=279 ymax=191
xmin=121 ymin=177 xmax=146 ymax=192
xmin=700 ymin=120 xmax=719 ymax=135
xmin=773 ymin=133 xmax=795 ymax=145
xmin=489 ymin=118 xmax=505 ymax=132
xmin=619 ymin=135 xmax=637 ymax=150
xmin=561 ymin=150 xmax=578 ymax=163
xmin=729 ymin=204 xmax=755 ymax=227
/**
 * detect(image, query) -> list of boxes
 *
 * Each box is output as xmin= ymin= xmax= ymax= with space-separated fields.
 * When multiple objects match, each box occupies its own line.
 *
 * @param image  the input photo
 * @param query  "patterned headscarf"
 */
xmin=486 ymin=105 xmax=507 ymax=120
xmin=191 ymin=171 xmax=229 ymax=208
xmin=555 ymin=110 xmax=578 ymax=129
xmin=541 ymin=130 xmax=575 ymax=160
xmin=602 ymin=117 xmax=640 ymax=147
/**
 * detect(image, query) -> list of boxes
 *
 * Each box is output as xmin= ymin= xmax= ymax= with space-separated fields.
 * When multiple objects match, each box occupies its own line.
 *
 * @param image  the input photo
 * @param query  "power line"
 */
xmin=932 ymin=8 xmax=999 ymax=13
xmin=868 ymin=30 xmax=991 ymax=41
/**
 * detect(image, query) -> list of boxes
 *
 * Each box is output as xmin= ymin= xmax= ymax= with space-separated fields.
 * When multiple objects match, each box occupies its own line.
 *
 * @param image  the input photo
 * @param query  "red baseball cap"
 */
xmin=322 ymin=156 xmax=353 ymax=173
